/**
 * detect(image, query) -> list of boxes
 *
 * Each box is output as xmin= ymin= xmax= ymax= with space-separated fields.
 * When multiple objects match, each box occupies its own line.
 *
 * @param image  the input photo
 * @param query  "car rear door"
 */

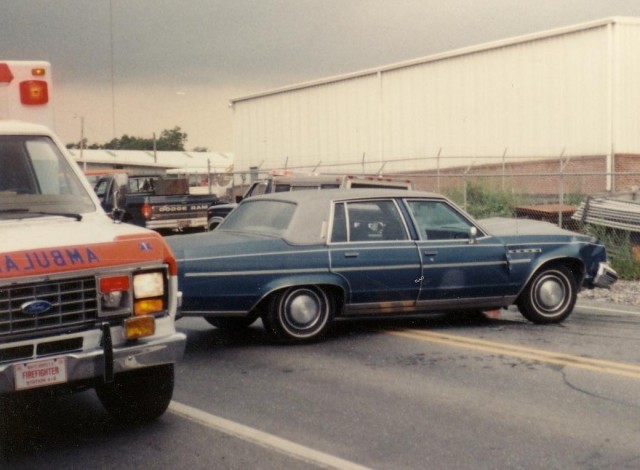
xmin=328 ymin=199 xmax=422 ymax=315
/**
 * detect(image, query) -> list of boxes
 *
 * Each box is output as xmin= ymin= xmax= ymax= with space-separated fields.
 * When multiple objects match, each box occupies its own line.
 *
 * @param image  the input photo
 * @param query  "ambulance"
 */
xmin=0 ymin=61 xmax=185 ymax=423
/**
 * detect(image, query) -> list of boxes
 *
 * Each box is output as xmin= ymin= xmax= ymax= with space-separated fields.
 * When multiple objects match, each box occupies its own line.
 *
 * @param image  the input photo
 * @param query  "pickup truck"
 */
xmin=94 ymin=173 xmax=220 ymax=233
xmin=206 ymin=173 xmax=414 ymax=230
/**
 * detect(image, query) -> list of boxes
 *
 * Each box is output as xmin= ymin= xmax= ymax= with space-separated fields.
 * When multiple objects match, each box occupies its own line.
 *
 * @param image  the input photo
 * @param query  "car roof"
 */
xmin=250 ymin=188 xmax=443 ymax=203
xmin=234 ymin=188 xmax=447 ymax=245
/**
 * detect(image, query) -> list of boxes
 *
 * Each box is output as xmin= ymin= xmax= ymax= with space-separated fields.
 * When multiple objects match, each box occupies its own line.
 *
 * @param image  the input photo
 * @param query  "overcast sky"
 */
xmin=3 ymin=0 xmax=640 ymax=151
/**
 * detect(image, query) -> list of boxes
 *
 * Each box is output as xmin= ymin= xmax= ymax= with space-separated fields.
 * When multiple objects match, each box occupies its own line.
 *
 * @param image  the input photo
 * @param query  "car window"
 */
xmin=406 ymin=199 xmax=474 ymax=240
xmin=331 ymin=199 xmax=408 ymax=242
xmin=221 ymin=199 xmax=296 ymax=236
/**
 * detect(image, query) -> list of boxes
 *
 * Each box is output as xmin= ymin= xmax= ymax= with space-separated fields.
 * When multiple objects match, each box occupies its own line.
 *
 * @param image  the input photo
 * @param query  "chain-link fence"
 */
xmin=222 ymin=154 xmax=640 ymax=278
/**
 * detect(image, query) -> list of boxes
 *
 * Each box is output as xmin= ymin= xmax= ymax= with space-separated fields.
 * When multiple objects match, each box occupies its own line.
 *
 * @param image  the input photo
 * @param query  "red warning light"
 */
xmin=20 ymin=80 xmax=49 ymax=105
xmin=0 ymin=63 xmax=14 ymax=84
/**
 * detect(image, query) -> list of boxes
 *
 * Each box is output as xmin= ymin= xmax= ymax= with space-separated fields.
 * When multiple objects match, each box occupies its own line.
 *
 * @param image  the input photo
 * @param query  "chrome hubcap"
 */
xmin=537 ymin=276 xmax=565 ymax=311
xmin=288 ymin=293 xmax=320 ymax=327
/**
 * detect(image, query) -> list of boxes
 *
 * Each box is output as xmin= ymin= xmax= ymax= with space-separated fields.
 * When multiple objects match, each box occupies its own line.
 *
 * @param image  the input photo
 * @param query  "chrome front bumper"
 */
xmin=593 ymin=262 xmax=618 ymax=288
xmin=0 ymin=329 xmax=186 ymax=394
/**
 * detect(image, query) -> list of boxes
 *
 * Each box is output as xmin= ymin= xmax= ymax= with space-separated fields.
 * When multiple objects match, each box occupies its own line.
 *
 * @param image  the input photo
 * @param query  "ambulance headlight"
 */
xmin=133 ymin=271 xmax=166 ymax=316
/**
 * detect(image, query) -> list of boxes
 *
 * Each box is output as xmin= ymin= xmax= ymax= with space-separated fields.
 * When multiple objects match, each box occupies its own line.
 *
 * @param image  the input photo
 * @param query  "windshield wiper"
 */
xmin=0 ymin=208 xmax=82 ymax=221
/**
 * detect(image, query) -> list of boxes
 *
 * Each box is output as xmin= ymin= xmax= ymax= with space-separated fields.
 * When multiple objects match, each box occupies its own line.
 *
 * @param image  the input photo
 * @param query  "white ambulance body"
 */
xmin=0 ymin=61 xmax=54 ymax=126
xmin=0 ymin=61 xmax=185 ymax=423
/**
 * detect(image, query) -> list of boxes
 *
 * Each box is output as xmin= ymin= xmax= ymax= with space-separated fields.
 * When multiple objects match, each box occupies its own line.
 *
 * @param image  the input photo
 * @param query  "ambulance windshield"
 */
xmin=0 ymin=135 xmax=95 ymax=217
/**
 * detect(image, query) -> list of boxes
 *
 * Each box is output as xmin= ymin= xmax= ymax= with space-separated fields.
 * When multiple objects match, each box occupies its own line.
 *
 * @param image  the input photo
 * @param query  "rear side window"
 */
xmin=331 ymin=199 xmax=408 ymax=242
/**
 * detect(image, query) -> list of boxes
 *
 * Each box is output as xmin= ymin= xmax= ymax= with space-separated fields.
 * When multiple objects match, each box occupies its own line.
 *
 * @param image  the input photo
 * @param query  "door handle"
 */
xmin=423 ymin=249 xmax=438 ymax=257
xmin=344 ymin=252 xmax=359 ymax=258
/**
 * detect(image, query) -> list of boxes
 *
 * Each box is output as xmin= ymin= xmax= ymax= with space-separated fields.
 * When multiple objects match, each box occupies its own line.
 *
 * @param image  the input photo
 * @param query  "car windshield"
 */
xmin=221 ymin=199 xmax=296 ymax=236
xmin=0 ymin=135 xmax=96 ymax=217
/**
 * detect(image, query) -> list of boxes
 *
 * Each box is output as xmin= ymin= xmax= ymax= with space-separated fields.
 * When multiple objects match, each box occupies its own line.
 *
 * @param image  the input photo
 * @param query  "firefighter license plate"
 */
xmin=14 ymin=357 xmax=68 ymax=391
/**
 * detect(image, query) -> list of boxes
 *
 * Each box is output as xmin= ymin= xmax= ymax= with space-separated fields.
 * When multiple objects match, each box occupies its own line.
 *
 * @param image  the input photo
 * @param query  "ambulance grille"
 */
xmin=0 ymin=277 xmax=98 ymax=338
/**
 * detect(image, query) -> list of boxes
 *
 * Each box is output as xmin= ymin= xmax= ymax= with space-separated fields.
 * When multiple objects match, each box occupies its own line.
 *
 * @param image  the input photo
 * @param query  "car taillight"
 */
xmin=141 ymin=203 xmax=153 ymax=219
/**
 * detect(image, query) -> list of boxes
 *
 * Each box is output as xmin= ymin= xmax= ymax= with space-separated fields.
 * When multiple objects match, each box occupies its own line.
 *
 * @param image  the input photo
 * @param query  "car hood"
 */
xmin=479 ymin=217 xmax=590 ymax=239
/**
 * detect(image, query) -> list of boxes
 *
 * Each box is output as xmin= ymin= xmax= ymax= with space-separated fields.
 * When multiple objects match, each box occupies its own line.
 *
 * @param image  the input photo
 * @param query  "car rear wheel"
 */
xmin=207 ymin=217 xmax=224 ymax=231
xmin=517 ymin=264 xmax=577 ymax=324
xmin=205 ymin=316 xmax=256 ymax=330
xmin=263 ymin=286 xmax=334 ymax=343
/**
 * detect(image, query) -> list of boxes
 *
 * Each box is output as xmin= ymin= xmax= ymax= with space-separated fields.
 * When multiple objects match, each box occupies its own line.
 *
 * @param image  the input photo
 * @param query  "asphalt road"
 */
xmin=2 ymin=301 xmax=640 ymax=470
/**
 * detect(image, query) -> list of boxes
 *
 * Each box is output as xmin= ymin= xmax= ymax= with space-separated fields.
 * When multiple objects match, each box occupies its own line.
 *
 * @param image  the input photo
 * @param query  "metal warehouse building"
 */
xmin=231 ymin=17 xmax=640 ymax=193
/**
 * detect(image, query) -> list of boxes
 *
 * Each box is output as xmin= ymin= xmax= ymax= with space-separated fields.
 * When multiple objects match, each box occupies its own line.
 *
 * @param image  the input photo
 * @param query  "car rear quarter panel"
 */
xmin=177 ymin=240 xmax=344 ymax=314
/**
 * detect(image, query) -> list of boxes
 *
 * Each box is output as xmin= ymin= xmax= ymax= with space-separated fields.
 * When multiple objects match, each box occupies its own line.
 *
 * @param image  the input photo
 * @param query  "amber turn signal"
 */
xmin=124 ymin=315 xmax=155 ymax=340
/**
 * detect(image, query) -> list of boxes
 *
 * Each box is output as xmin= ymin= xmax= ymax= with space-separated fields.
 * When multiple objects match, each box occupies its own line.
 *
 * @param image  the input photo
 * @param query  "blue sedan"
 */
xmin=167 ymin=189 xmax=617 ymax=343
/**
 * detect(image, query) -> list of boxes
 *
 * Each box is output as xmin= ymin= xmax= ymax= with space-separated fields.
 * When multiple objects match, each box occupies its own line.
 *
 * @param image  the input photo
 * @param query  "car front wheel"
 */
xmin=263 ymin=286 xmax=334 ymax=343
xmin=517 ymin=264 xmax=577 ymax=324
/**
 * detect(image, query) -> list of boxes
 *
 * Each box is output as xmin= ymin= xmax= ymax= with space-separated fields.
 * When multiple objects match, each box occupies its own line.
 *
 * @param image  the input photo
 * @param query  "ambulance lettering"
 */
xmin=1 ymin=247 xmax=100 ymax=273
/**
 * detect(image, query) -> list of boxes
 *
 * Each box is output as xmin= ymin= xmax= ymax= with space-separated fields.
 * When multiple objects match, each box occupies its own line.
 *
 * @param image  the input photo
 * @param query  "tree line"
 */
xmin=66 ymin=126 xmax=208 ymax=152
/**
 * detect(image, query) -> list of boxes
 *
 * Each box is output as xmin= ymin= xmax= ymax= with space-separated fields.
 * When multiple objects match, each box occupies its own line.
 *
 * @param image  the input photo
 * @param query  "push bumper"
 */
xmin=0 ymin=329 xmax=186 ymax=394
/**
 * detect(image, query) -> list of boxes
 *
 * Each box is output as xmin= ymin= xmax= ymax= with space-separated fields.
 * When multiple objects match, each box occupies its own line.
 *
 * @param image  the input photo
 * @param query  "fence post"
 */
xmin=463 ymin=163 xmax=473 ymax=211
xmin=436 ymin=148 xmax=442 ymax=193
xmin=501 ymin=147 xmax=508 ymax=191
xmin=558 ymin=148 xmax=568 ymax=227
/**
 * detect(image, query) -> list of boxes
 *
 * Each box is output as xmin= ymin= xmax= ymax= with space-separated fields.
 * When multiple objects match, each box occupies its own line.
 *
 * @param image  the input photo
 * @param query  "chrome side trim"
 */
xmin=186 ymin=267 xmax=328 ymax=278
xmin=343 ymin=296 xmax=517 ymax=316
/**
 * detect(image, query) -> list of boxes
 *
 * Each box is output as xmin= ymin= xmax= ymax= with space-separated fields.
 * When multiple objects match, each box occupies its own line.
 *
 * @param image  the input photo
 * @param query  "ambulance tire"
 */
xmin=96 ymin=364 xmax=174 ymax=424
xmin=205 ymin=316 xmax=257 ymax=330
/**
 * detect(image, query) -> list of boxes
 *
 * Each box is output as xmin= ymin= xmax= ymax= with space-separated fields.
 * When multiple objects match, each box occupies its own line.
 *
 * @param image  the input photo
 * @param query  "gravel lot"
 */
xmin=578 ymin=279 xmax=640 ymax=307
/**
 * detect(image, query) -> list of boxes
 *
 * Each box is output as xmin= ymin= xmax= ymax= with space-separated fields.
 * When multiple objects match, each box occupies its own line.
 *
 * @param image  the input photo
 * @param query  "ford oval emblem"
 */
xmin=21 ymin=300 xmax=53 ymax=316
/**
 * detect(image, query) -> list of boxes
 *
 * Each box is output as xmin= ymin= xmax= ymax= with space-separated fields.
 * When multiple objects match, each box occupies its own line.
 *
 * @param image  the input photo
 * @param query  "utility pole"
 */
xmin=80 ymin=116 xmax=85 ymax=171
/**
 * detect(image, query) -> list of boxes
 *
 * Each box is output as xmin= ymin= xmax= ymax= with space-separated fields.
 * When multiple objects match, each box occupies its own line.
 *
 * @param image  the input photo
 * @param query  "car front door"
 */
xmin=404 ymin=198 xmax=516 ymax=311
xmin=328 ymin=199 xmax=422 ymax=316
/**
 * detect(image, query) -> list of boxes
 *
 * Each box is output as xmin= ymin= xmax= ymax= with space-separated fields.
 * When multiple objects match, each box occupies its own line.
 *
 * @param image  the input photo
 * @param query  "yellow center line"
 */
xmin=389 ymin=329 xmax=640 ymax=380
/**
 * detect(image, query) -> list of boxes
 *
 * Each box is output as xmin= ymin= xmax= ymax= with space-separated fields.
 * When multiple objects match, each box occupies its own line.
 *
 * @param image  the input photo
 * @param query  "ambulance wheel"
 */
xmin=205 ymin=316 xmax=256 ymax=329
xmin=96 ymin=364 xmax=174 ymax=424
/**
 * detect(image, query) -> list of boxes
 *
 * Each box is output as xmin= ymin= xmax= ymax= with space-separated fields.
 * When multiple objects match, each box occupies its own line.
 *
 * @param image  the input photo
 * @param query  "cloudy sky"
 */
xmin=3 ymin=0 xmax=640 ymax=151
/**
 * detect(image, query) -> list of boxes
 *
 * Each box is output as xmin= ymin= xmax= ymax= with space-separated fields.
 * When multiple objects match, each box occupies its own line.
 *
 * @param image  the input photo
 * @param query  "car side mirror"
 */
xmin=111 ymin=185 xmax=127 ymax=222
xmin=468 ymin=226 xmax=478 ymax=244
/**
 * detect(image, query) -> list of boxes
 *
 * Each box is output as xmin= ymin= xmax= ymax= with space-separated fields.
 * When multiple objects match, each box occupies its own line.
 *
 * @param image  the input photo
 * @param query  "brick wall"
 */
xmin=407 ymin=155 xmax=640 ymax=196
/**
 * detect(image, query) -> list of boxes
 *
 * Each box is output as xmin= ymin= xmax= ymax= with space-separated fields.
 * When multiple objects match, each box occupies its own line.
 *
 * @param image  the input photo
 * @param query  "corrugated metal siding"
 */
xmin=233 ymin=18 xmax=640 ymax=174
xmin=615 ymin=23 xmax=640 ymax=153
xmin=380 ymin=26 xmax=610 ymax=173
xmin=234 ymin=75 xmax=379 ymax=172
